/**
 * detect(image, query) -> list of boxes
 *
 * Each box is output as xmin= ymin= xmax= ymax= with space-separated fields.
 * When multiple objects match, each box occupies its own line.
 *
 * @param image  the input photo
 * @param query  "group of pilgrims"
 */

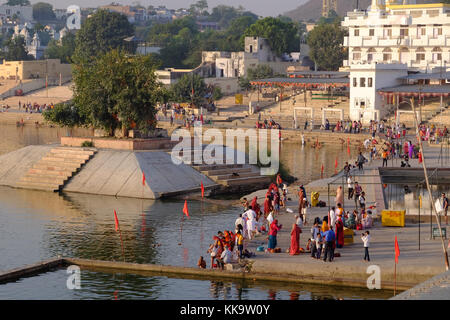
xmin=199 ymin=170 xmax=377 ymax=269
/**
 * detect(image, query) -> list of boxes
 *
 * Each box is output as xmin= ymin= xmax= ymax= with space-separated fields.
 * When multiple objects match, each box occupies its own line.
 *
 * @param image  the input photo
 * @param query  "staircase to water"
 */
xmin=16 ymin=147 xmax=97 ymax=192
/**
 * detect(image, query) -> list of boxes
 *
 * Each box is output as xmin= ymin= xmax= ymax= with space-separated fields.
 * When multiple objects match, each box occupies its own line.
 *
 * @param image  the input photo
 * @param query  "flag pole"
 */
xmin=394 ymin=260 xmax=397 ymax=296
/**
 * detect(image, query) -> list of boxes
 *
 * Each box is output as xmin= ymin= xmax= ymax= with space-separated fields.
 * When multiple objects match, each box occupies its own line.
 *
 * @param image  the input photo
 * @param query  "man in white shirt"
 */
xmin=220 ymin=246 xmax=232 ymax=266
xmin=361 ymin=231 xmax=371 ymax=262
xmin=347 ymin=175 xmax=354 ymax=200
xmin=235 ymin=214 xmax=244 ymax=234
xmin=243 ymin=206 xmax=256 ymax=240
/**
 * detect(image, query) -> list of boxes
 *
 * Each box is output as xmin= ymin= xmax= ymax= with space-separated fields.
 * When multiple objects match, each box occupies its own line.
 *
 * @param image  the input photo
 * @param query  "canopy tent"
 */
xmin=378 ymin=85 xmax=450 ymax=98
xmin=250 ymin=77 xmax=350 ymax=89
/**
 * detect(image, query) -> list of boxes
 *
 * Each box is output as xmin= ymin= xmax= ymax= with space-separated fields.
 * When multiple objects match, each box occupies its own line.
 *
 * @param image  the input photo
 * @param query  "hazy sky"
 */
xmin=30 ymin=0 xmax=307 ymax=17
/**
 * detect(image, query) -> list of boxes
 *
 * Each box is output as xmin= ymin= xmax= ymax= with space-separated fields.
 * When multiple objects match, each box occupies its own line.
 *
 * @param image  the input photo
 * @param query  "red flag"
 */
xmin=142 ymin=172 xmax=146 ymax=186
xmin=201 ymin=181 xmax=204 ymax=199
xmin=183 ymin=200 xmax=190 ymax=218
xmin=395 ymin=236 xmax=400 ymax=264
xmin=321 ymin=163 xmax=324 ymax=174
xmin=335 ymin=158 xmax=338 ymax=169
xmin=114 ymin=209 xmax=120 ymax=232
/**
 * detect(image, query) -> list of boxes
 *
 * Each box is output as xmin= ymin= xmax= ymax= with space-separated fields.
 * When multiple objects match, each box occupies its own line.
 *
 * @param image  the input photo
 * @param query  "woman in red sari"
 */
xmin=251 ymin=197 xmax=261 ymax=215
xmin=264 ymin=193 xmax=271 ymax=215
xmin=335 ymin=216 xmax=345 ymax=248
xmin=289 ymin=223 xmax=301 ymax=255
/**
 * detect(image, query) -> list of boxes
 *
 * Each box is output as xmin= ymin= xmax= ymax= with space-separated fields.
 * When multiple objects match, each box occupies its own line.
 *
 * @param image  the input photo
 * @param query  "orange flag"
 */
xmin=142 ymin=172 xmax=146 ymax=186
xmin=201 ymin=181 xmax=204 ymax=199
xmin=114 ymin=209 xmax=120 ymax=232
xmin=395 ymin=236 xmax=400 ymax=264
xmin=321 ymin=163 xmax=324 ymax=174
xmin=183 ymin=200 xmax=190 ymax=218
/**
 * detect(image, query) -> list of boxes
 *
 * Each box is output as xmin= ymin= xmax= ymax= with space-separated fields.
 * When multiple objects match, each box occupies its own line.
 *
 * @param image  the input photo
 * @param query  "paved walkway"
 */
xmin=242 ymin=137 xmax=450 ymax=290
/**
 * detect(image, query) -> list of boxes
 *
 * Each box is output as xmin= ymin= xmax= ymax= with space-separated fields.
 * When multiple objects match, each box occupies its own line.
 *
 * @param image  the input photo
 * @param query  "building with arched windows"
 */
xmin=342 ymin=1 xmax=449 ymax=73
xmin=342 ymin=1 xmax=450 ymax=123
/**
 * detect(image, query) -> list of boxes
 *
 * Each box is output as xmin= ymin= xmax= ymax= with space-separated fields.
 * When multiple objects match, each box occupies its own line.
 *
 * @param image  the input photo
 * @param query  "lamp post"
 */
xmin=407 ymin=97 xmax=449 ymax=271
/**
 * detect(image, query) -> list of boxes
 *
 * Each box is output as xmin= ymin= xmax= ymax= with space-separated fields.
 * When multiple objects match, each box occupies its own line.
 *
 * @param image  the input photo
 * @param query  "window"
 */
xmin=369 ymin=29 xmax=374 ymax=36
xmin=383 ymin=53 xmax=392 ymax=62
xmin=367 ymin=53 xmax=373 ymax=62
xmin=416 ymin=53 xmax=425 ymax=61
xmin=400 ymin=28 xmax=409 ymax=38
xmin=433 ymin=27 xmax=442 ymax=37
xmin=354 ymin=29 xmax=359 ymax=36
xmin=353 ymin=78 xmax=358 ymax=87
xmin=360 ymin=78 xmax=366 ymax=87
xmin=368 ymin=78 xmax=373 ymax=87
xmin=432 ymin=53 xmax=442 ymax=62
xmin=353 ymin=52 xmax=361 ymax=60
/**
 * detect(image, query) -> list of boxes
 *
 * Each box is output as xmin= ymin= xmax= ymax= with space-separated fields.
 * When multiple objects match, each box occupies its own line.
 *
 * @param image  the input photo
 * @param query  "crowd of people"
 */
xmin=18 ymin=101 xmax=55 ymax=113
xmin=255 ymin=118 xmax=282 ymax=129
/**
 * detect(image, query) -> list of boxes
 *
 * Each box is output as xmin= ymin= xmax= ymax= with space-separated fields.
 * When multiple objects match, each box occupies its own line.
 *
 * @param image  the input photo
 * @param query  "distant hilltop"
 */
xmin=284 ymin=0 xmax=435 ymax=22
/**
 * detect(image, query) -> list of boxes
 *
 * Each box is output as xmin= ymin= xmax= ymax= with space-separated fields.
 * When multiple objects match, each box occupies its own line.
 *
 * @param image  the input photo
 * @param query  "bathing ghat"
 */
xmin=0 ymin=141 xmax=271 ymax=199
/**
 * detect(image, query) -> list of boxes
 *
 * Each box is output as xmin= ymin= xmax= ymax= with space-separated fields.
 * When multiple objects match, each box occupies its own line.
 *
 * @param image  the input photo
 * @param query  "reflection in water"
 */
xmin=0 ymin=124 xmax=392 ymax=300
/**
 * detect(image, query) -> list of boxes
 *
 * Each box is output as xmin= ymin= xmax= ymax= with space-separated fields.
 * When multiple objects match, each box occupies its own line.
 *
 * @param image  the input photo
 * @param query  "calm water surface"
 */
xmin=0 ymin=125 xmax=388 ymax=300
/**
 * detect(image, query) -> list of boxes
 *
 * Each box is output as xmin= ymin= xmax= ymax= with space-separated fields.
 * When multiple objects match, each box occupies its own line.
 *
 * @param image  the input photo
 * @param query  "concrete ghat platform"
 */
xmin=0 ymin=145 xmax=218 ymax=199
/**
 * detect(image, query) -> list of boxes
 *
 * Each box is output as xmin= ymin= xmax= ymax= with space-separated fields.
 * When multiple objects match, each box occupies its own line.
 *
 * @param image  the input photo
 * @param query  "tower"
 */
xmin=322 ymin=0 xmax=338 ymax=17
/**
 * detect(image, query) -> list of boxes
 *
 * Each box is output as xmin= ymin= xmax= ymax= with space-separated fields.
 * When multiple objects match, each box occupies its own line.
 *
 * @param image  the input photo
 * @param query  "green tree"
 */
xmin=73 ymin=10 xmax=135 ymax=64
xmin=243 ymin=17 xmax=300 ymax=55
xmin=44 ymin=32 xmax=76 ymax=63
xmin=4 ymin=36 xmax=33 ymax=61
xmin=32 ymin=2 xmax=56 ymax=21
xmin=307 ymin=22 xmax=346 ymax=71
xmin=239 ymin=64 xmax=274 ymax=90
xmin=171 ymin=73 xmax=207 ymax=106
xmin=43 ymin=102 xmax=86 ymax=128
xmin=6 ymin=0 xmax=30 ymax=5
xmin=66 ymin=50 xmax=163 ymax=135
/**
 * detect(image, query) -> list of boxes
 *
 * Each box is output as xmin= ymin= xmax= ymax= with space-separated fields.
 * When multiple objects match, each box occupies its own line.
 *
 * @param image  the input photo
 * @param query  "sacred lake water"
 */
xmin=0 ymin=124 xmax=391 ymax=299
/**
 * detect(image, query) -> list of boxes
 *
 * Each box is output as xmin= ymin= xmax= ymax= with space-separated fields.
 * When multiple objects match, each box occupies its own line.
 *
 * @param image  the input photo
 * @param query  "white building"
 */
xmin=342 ymin=1 xmax=450 ymax=73
xmin=204 ymin=37 xmax=303 ymax=79
xmin=0 ymin=4 xmax=33 ymax=24
xmin=343 ymin=1 xmax=450 ymax=123
xmin=349 ymin=63 xmax=408 ymax=122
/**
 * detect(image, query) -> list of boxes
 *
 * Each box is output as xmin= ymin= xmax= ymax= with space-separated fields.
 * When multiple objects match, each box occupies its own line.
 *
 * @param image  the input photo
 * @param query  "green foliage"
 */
xmin=243 ymin=17 xmax=300 ymax=55
xmin=189 ymin=0 xmax=209 ymax=16
xmin=81 ymin=141 xmax=94 ymax=147
xmin=3 ymin=36 xmax=33 ymax=61
xmin=33 ymin=2 xmax=56 ymax=21
xmin=44 ymin=32 xmax=76 ymax=63
xmin=239 ymin=65 xmax=274 ymax=90
xmin=73 ymin=10 xmax=135 ymax=64
xmin=171 ymin=73 xmax=207 ymax=106
xmin=43 ymin=102 xmax=85 ymax=128
xmin=67 ymin=50 xmax=164 ymax=135
xmin=6 ymin=0 xmax=30 ymax=5
xmin=317 ymin=10 xmax=341 ymax=25
xmin=212 ymin=86 xmax=223 ymax=101
xmin=147 ymin=7 xmax=257 ymax=69
xmin=307 ymin=22 xmax=346 ymax=71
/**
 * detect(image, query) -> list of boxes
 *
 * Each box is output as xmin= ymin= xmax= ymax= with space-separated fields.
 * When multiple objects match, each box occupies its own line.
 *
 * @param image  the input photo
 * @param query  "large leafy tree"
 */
xmin=44 ymin=32 xmax=76 ymax=63
xmin=171 ymin=73 xmax=207 ymax=107
xmin=73 ymin=10 xmax=135 ymax=64
xmin=239 ymin=64 xmax=274 ymax=90
xmin=3 ymin=36 xmax=33 ymax=61
xmin=307 ymin=22 xmax=346 ymax=71
xmin=243 ymin=17 xmax=300 ymax=56
xmin=45 ymin=50 xmax=165 ymax=135
xmin=32 ymin=2 xmax=56 ymax=21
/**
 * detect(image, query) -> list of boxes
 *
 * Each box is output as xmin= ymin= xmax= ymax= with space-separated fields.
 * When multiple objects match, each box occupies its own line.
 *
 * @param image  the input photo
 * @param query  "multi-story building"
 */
xmin=0 ymin=4 xmax=33 ymax=24
xmin=342 ymin=0 xmax=450 ymax=73
xmin=323 ymin=0 xmax=338 ymax=17
xmin=342 ymin=1 xmax=450 ymax=123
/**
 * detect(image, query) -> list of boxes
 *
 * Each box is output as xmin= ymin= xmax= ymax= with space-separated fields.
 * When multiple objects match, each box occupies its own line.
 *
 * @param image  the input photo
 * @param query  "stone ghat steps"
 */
xmin=176 ymin=148 xmax=271 ymax=189
xmin=15 ymin=147 xmax=97 ymax=192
